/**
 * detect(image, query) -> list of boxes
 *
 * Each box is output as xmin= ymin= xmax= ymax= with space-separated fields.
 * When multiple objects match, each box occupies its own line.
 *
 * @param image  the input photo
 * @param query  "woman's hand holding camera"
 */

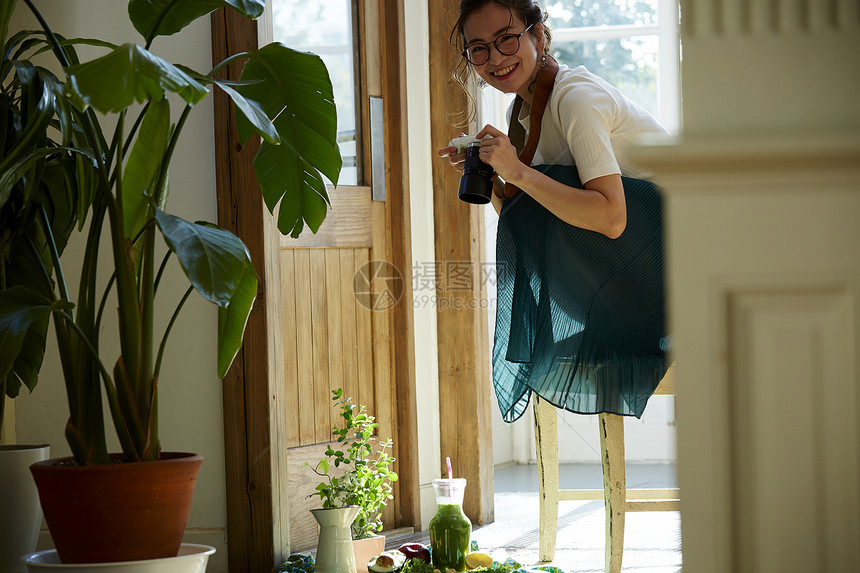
xmin=437 ymin=125 xmax=521 ymax=183
xmin=438 ymin=132 xmax=468 ymax=173
xmin=473 ymin=125 xmax=522 ymax=184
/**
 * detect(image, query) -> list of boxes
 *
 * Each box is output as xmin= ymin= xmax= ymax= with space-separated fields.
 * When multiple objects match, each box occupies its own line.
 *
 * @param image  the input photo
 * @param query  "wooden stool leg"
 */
xmin=599 ymin=413 xmax=626 ymax=573
xmin=534 ymin=396 xmax=559 ymax=562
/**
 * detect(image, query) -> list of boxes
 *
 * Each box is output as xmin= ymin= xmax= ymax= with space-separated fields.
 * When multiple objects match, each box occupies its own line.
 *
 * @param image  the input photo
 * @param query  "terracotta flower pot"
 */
xmin=353 ymin=535 xmax=385 ymax=573
xmin=30 ymin=452 xmax=203 ymax=564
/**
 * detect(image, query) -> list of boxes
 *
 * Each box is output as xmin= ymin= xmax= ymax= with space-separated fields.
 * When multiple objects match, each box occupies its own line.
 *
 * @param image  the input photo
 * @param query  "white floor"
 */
xmin=388 ymin=462 xmax=682 ymax=573
xmin=477 ymin=462 xmax=681 ymax=572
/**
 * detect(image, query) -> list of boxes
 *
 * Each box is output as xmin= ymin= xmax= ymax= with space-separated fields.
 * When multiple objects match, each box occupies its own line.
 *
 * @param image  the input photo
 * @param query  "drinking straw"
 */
xmin=446 ymin=456 xmax=453 ymax=486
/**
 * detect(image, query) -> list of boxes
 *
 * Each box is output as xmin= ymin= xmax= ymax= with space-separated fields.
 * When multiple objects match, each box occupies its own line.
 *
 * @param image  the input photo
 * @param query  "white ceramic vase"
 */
xmin=311 ymin=507 xmax=360 ymax=573
xmin=0 ymin=444 xmax=50 ymax=573
xmin=20 ymin=543 xmax=215 ymax=572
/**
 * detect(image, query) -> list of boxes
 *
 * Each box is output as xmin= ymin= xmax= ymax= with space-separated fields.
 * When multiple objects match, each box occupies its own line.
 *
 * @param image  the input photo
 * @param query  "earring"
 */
xmin=540 ymin=52 xmax=547 ymax=67
xmin=476 ymin=77 xmax=487 ymax=88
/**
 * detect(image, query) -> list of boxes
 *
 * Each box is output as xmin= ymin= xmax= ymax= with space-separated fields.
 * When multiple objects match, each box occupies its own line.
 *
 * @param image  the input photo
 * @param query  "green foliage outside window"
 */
xmin=545 ymin=0 xmax=660 ymax=118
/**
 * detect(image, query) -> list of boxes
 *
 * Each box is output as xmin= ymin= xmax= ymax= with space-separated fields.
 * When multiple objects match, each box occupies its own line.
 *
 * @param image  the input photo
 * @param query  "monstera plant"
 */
xmin=0 ymin=0 xmax=341 ymax=466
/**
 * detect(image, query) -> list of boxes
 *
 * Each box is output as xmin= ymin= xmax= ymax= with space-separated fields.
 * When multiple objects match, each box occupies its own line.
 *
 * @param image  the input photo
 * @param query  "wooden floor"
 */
xmin=386 ymin=462 xmax=681 ymax=573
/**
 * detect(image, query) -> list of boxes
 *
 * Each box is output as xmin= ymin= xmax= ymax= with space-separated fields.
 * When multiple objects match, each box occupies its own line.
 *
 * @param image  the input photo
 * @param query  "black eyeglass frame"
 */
xmin=462 ymin=23 xmax=535 ymax=66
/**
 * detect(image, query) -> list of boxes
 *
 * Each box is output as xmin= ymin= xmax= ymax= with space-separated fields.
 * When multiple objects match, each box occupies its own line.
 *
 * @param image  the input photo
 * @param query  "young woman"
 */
xmin=440 ymin=0 xmax=666 ymax=236
xmin=438 ymin=0 xmax=670 ymax=422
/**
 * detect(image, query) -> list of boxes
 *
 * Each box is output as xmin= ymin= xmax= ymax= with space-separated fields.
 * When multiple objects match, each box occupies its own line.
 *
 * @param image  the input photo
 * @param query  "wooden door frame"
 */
xmin=428 ymin=0 xmax=496 ymax=525
xmin=210 ymin=2 xmax=418 ymax=570
xmin=372 ymin=0 xmax=422 ymax=532
xmin=210 ymin=9 xmax=278 ymax=573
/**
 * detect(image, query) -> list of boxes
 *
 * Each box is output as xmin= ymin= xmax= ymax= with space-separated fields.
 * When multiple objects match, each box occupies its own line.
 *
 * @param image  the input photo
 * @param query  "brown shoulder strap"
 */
xmin=507 ymin=96 xmax=526 ymax=154
xmin=498 ymin=56 xmax=560 ymax=199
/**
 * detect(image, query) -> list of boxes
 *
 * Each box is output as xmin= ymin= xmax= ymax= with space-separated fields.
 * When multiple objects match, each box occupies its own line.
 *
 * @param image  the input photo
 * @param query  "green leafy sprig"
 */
xmin=305 ymin=388 xmax=398 ymax=540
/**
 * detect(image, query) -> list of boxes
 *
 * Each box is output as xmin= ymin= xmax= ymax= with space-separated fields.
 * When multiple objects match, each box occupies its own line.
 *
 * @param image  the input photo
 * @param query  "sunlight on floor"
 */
xmin=388 ymin=462 xmax=681 ymax=573
xmin=473 ymin=463 xmax=682 ymax=573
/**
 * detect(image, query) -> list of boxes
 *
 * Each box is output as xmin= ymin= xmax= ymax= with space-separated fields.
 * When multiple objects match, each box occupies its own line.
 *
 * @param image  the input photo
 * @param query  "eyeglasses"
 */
xmin=462 ymin=23 xmax=534 ymax=66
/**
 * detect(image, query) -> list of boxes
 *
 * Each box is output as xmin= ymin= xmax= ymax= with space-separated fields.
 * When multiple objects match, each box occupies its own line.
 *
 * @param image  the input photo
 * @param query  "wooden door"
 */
xmin=269 ymin=0 xmax=417 ymax=551
xmin=280 ymin=205 xmax=399 ymax=551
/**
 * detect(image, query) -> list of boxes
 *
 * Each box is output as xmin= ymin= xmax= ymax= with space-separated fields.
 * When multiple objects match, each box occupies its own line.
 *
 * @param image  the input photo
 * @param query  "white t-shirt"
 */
xmin=510 ymin=64 xmax=667 ymax=184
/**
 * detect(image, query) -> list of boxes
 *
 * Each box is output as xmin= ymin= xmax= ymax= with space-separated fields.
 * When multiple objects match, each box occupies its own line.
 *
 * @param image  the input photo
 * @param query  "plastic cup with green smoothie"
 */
xmin=429 ymin=478 xmax=471 ymax=571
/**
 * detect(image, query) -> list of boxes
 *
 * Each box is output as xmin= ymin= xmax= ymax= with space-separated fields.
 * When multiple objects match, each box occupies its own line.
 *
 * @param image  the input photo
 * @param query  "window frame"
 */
xmin=482 ymin=0 xmax=680 ymax=133
xmin=270 ymin=0 xmax=365 ymax=186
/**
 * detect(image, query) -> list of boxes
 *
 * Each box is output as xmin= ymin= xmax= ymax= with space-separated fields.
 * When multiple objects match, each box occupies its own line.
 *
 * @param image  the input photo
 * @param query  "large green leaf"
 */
xmin=155 ymin=209 xmax=258 ymax=377
xmin=216 ymin=260 xmax=256 ymax=377
xmin=0 ymin=286 xmax=70 ymax=381
xmin=3 ymin=313 xmax=49 ymax=396
xmin=129 ymin=0 xmax=264 ymax=41
xmin=123 ymin=97 xmax=170 ymax=242
xmin=0 ymin=64 xmax=55 ymax=205
xmin=28 ymin=37 xmax=120 ymax=60
xmin=65 ymin=43 xmax=208 ymax=113
xmin=0 ymin=0 xmax=15 ymax=51
xmin=254 ymin=143 xmax=329 ymax=237
xmin=215 ymin=80 xmax=278 ymax=144
xmin=234 ymin=43 xmax=341 ymax=237
xmin=154 ymin=208 xmax=255 ymax=306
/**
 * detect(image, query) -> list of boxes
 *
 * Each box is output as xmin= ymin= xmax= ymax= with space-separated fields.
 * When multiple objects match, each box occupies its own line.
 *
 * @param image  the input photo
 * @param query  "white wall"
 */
xmin=10 ymin=2 xmax=229 ymax=570
xmin=492 ymin=397 xmax=677 ymax=466
xmin=402 ymin=0 xmax=444 ymax=531
xmin=633 ymin=2 xmax=860 ymax=569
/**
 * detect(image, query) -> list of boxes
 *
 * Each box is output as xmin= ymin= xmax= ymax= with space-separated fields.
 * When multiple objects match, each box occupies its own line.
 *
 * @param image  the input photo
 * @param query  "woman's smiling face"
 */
xmin=462 ymin=3 xmax=542 ymax=100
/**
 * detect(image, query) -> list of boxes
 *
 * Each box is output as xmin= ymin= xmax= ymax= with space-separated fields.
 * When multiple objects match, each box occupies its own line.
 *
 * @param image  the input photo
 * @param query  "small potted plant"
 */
xmin=306 ymin=388 xmax=398 ymax=573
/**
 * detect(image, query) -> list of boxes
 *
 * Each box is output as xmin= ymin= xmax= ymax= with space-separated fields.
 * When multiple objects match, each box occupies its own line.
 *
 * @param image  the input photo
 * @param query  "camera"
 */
xmin=457 ymin=141 xmax=495 ymax=204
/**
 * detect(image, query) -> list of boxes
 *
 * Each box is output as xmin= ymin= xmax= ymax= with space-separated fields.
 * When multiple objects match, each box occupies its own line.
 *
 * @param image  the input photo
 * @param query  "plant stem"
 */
xmin=157 ymin=104 xmax=192 ymax=196
xmin=51 ymin=310 xmax=113 ymax=395
xmin=123 ymin=102 xmax=151 ymax=158
xmin=153 ymin=285 xmax=193 ymax=380
xmin=23 ymin=235 xmax=54 ymax=298
xmin=209 ymin=51 xmax=250 ymax=78
xmin=153 ymin=249 xmax=172 ymax=293
xmin=53 ymin=309 xmax=138 ymax=460
xmin=22 ymin=0 xmax=69 ymax=66
xmin=67 ymin=195 xmax=109 ymax=464
xmin=106 ymin=111 xmax=149 ymax=458
xmin=104 ymin=118 xmax=141 ymax=394
xmin=37 ymin=205 xmax=69 ymax=304
xmin=94 ymin=272 xmax=116 ymax=336
xmin=138 ymin=207 xmax=155 ymax=449
xmin=106 ymin=110 xmax=126 ymax=191
xmin=113 ymin=112 xmax=125 ymax=226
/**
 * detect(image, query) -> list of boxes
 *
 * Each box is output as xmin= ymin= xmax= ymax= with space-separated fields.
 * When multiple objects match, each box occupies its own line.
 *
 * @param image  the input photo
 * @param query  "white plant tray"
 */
xmin=21 ymin=544 xmax=215 ymax=573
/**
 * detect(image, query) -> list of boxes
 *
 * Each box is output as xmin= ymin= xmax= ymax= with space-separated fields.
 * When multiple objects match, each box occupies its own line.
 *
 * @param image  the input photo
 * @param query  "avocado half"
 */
xmin=368 ymin=551 xmax=407 ymax=573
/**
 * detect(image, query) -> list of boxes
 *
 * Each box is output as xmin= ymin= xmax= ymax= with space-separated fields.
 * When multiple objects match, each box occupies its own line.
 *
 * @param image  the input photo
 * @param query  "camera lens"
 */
xmin=458 ymin=142 xmax=494 ymax=204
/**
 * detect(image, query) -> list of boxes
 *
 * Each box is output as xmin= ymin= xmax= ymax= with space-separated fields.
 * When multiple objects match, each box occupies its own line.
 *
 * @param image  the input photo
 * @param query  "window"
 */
xmin=272 ymin=0 xmax=361 ymax=185
xmin=480 ymin=0 xmax=679 ymax=133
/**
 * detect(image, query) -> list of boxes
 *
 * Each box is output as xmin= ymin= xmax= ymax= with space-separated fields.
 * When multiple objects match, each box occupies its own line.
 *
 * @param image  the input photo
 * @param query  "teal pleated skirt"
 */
xmin=493 ymin=165 xmax=670 ymax=421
